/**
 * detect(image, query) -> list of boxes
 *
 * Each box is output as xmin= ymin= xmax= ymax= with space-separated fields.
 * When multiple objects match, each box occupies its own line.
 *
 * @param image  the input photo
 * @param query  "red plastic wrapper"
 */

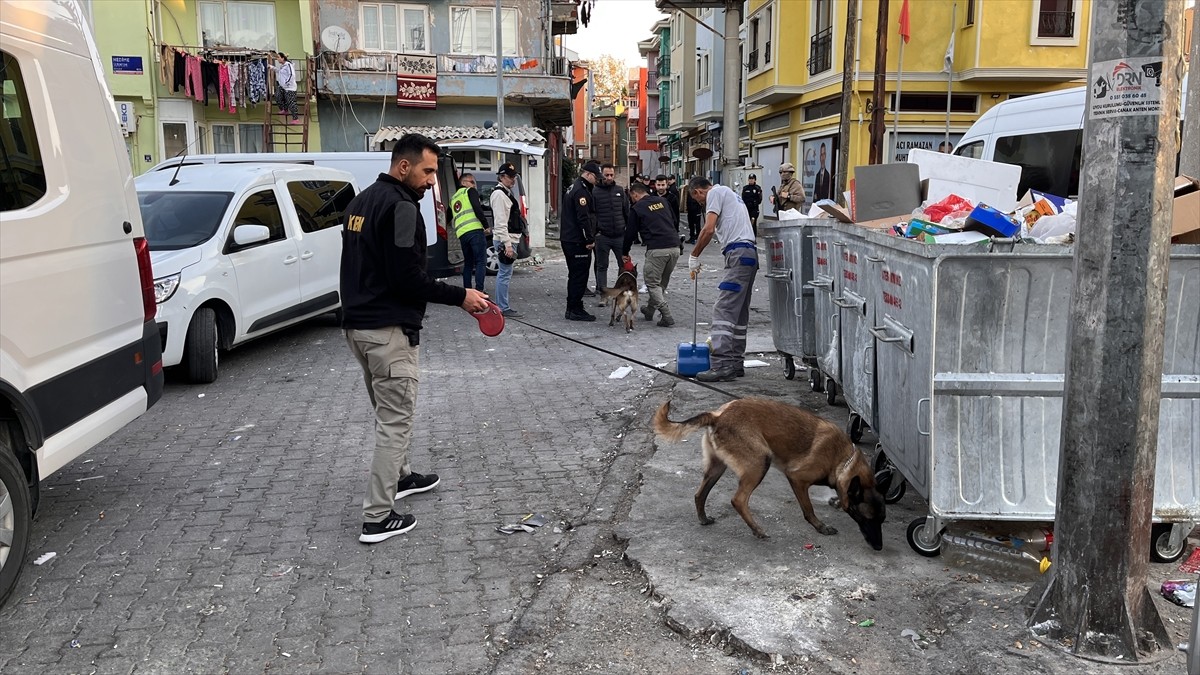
xmin=924 ymin=194 xmax=975 ymax=224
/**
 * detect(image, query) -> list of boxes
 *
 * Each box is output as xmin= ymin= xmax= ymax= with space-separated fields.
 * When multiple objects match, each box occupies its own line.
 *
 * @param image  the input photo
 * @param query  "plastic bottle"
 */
xmin=941 ymin=529 xmax=1053 ymax=581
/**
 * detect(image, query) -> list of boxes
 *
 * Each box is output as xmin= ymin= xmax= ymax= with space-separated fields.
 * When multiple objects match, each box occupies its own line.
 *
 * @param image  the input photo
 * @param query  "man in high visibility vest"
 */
xmin=451 ymin=173 xmax=490 ymax=291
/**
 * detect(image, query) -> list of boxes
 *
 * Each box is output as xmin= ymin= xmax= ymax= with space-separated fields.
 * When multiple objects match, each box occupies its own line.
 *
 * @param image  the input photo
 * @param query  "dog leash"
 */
xmin=504 ymin=316 xmax=742 ymax=400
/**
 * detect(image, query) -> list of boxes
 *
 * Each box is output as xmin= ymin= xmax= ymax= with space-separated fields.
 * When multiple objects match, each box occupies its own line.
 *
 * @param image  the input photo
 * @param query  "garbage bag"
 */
xmin=924 ymin=194 xmax=975 ymax=224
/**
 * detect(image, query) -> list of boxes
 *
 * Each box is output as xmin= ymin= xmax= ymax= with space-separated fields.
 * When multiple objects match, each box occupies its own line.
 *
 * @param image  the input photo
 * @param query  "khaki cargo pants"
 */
xmin=346 ymin=327 xmax=419 ymax=522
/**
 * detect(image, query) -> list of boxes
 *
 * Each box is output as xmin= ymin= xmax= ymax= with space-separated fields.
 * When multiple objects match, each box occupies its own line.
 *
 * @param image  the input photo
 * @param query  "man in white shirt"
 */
xmin=686 ymin=177 xmax=758 ymax=382
xmin=489 ymin=162 xmax=524 ymax=318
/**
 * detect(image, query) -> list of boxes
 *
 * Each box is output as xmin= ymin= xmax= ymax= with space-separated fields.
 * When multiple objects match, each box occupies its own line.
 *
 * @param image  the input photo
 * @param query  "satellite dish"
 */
xmin=321 ymin=26 xmax=351 ymax=53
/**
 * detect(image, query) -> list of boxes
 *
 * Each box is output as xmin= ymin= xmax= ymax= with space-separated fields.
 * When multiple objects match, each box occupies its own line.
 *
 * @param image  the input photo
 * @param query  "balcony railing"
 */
xmin=748 ymin=49 xmax=758 ymax=71
xmin=765 ymin=41 xmax=772 ymax=65
xmin=1037 ymin=10 xmax=1075 ymax=38
xmin=319 ymin=51 xmax=566 ymax=76
xmin=808 ymin=27 xmax=832 ymax=75
xmin=656 ymin=107 xmax=670 ymax=132
xmin=657 ymin=56 xmax=671 ymax=78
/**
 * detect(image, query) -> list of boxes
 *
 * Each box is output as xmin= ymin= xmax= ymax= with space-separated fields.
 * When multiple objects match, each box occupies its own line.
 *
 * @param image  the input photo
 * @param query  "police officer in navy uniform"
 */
xmin=741 ymin=174 xmax=764 ymax=237
xmin=561 ymin=160 xmax=600 ymax=321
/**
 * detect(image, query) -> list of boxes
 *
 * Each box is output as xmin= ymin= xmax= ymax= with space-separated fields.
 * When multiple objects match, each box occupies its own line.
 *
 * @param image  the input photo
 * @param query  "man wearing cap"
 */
xmin=340 ymin=133 xmax=489 ymax=544
xmin=592 ymin=163 xmax=630 ymax=303
xmin=686 ymin=176 xmax=758 ymax=382
xmin=741 ymin=174 xmax=763 ymax=237
xmin=451 ymin=173 xmax=490 ymax=292
xmin=622 ymin=183 xmax=680 ymax=327
xmin=561 ymin=160 xmax=600 ymax=321
xmin=490 ymin=162 xmax=525 ymax=318
xmin=773 ymin=163 xmax=806 ymax=213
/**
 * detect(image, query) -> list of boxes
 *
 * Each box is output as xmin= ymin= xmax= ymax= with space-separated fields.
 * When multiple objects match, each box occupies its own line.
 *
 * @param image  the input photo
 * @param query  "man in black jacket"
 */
xmin=341 ymin=133 xmax=489 ymax=544
xmin=561 ymin=160 xmax=600 ymax=321
xmin=741 ymin=174 xmax=763 ymax=237
xmin=592 ymin=163 xmax=629 ymax=304
xmin=622 ymin=183 xmax=681 ymax=326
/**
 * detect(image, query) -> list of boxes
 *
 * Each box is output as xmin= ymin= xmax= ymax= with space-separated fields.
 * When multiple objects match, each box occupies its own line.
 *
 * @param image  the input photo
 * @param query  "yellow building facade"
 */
xmin=744 ymin=0 xmax=1091 ymax=201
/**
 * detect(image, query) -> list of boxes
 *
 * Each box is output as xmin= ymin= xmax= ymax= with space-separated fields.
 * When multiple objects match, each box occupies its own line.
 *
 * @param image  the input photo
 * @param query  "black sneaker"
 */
xmin=565 ymin=309 xmax=597 ymax=322
xmin=501 ymin=309 xmax=524 ymax=319
xmin=656 ymin=317 xmax=676 ymax=327
xmin=395 ymin=472 xmax=440 ymax=500
xmin=359 ymin=511 xmax=416 ymax=544
xmin=583 ymin=287 xmax=597 ymax=297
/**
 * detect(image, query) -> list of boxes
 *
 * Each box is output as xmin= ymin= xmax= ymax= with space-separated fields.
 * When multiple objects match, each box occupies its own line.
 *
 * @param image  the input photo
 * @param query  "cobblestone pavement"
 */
xmin=0 ymin=243 xmax=782 ymax=674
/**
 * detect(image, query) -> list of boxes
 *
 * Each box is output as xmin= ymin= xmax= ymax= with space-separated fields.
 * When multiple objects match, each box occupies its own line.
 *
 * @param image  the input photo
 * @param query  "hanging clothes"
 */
xmin=201 ymin=59 xmax=219 ymax=106
xmin=159 ymin=45 xmax=174 ymax=87
xmin=185 ymin=55 xmax=203 ymax=102
xmin=248 ymin=58 xmax=267 ymax=104
xmin=217 ymin=62 xmax=232 ymax=111
xmin=173 ymin=50 xmax=187 ymax=94
xmin=226 ymin=61 xmax=239 ymax=113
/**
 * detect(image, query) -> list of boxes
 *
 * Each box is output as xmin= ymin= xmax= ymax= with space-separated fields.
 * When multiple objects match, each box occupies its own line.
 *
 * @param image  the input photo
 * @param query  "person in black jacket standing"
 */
xmin=741 ymin=174 xmax=763 ymax=237
xmin=341 ymin=133 xmax=489 ymax=544
xmin=622 ymin=183 xmax=681 ymax=326
xmin=561 ymin=160 xmax=600 ymax=321
xmin=592 ymin=163 xmax=629 ymax=304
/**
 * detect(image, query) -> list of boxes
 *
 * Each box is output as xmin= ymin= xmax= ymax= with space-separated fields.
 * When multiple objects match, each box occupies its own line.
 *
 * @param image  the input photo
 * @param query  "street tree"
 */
xmin=590 ymin=54 xmax=628 ymax=109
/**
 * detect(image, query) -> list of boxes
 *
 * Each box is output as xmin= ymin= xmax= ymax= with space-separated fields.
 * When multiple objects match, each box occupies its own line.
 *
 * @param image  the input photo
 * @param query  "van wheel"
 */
xmin=0 ymin=428 xmax=33 ymax=607
xmin=184 ymin=308 xmax=219 ymax=384
xmin=485 ymin=245 xmax=499 ymax=276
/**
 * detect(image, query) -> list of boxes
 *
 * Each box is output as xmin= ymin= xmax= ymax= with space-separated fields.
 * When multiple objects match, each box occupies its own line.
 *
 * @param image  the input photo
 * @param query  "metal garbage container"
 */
xmin=851 ymin=228 xmax=1200 ymax=563
xmin=807 ymin=224 xmax=842 ymax=403
xmin=761 ymin=217 xmax=832 ymax=383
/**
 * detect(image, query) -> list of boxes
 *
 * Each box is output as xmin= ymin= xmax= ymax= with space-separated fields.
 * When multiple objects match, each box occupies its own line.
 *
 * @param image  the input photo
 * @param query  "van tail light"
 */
xmin=520 ymin=195 xmax=528 ymax=219
xmin=134 ymin=237 xmax=157 ymax=322
xmin=436 ymin=223 xmax=449 ymax=241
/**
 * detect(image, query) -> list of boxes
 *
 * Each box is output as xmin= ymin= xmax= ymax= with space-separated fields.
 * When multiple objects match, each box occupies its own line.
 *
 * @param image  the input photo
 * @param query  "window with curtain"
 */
xmin=212 ymin=124 xmax=236 ymax=153
xmin=239 ymin=124 xmax=264 ymax=153
xmin=199 ymin=1 xmax=277 ymax=50
xmin=449 ymin=6 xmax=518 ymax=56
xmin=359 ymin=3 xmax=430 ymax=52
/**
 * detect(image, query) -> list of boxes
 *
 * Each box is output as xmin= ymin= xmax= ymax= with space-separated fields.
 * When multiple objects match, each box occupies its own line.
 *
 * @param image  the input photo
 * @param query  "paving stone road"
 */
xmin=0 ymin=244 xmax=778 ymax=674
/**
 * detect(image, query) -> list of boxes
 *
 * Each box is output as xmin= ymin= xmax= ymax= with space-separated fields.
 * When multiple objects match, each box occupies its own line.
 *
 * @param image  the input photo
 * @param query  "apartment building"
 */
xmin=744 ymin=0 xmax=1093 ymax=206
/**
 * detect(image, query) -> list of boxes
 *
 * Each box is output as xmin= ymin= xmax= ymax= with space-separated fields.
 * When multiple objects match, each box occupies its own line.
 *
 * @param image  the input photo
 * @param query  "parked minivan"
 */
xmin=148 ymin=152 xmax=464 ymax=278
xmin=137 ymin=164 xmax=356 ymax=383
xmin=954 ymin=75 xmax=1189 ymax=198
xmin=0 ymin=0 xmax=164 ymax=605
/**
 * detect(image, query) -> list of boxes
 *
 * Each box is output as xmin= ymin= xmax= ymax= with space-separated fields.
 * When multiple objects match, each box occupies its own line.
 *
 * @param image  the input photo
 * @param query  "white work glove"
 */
xmin=688 ymin=255 xmax=702 ymax=280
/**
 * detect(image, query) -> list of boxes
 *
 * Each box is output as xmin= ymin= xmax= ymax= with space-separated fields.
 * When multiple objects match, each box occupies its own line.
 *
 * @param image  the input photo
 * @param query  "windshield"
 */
xmin=138 ymin=191 xmax=234 ymax=251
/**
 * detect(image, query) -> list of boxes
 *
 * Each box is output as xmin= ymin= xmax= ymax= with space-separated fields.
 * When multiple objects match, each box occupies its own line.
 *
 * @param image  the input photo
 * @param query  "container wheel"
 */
xmin=846 ymin=412 xmax=865 ymax=443
xmin=1150 ymin=523 xmax=1187 ymax=563
xmin=809 ymin=368 xmax=825 ymax=393
xmin=873 ymin=446 xmax=891 ymax=474
xmin=784 ymin=355 xmax=796 ymax=380
xmin=884 ymin=478 xmax=907 ymax=504
xmin=825 ymin=379 xmax=838 ymax=406
xmin=907 ymin=517 xmax=942 ymax=557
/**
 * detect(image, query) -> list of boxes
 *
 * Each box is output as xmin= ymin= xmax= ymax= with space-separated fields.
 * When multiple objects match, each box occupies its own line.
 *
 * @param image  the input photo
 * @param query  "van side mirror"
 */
xmin=233 ymin=223 xmax=271 ymax=247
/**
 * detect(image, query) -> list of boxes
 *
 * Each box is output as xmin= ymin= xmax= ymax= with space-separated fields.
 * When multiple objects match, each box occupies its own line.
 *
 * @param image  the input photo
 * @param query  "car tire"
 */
xmin=0 ymin=424 xmax=33 ymax=608
xmin=184 ymin=307 xmax=219 ymax=384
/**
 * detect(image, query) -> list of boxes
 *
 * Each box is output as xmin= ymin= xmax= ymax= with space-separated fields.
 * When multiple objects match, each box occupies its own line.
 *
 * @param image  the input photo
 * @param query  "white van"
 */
xmin=137 ymin=164 xmax=356 ymax=383
xmin=954 ymin=76 xmax=1188 ymax=197
xmin=147 ymin=152 xmax=465 ymax=278
xmin=0 ymin=0 xmax=164 ymax=605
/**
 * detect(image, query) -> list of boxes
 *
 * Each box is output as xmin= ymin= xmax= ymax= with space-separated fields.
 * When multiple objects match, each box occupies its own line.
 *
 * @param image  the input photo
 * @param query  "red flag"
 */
xmin=898 ymin=0 xmax=911 ymax=43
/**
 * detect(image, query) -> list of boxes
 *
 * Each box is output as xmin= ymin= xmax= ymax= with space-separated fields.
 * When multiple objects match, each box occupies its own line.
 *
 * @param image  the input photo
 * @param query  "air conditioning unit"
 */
xmin=117 ymin=101 xmax=137 ymax=135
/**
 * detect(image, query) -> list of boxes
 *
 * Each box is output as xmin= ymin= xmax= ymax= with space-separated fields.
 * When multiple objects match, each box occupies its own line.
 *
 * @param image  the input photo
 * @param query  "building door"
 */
xmin=756 ymin=144 xmax=786 ymax=214
xmin=159 ymin=99 xmax=199 ymax=160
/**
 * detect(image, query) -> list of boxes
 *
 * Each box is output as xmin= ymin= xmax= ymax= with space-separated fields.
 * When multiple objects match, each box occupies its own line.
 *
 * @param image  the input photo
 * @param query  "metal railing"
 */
xmin=657 ymin=55 xmax=671 ymax=77
xmin=656 ymin=107 xmax=670 ymax=132
xmin=808 ymin=26 xmax=832 ymax=75
xmin=765 ymin=40 xmax=772 ymax=65
xmin=319 ymin=51 xmax=566 ymax=75
xmin=1037 ymin=10 xmax=1075 ymax=38
xmin=748 ymin=48 xmax=758 ymax=71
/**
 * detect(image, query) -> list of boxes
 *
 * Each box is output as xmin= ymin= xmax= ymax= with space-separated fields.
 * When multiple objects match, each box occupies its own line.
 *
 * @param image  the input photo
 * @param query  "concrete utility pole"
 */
xmin=1181 ymin=11 xmax=1200 ymax=178
xmin=721 ymin=2 xmax=740 ymax=172
xmin=836 ymin=0 xmax=858 ymax=199
xmin=869 ymin=0 xmax=890 ymax=164
xmin=495 ymin=0 xmax=506 ymax=139
xmin=1027 ymin=0 xmax=1185 ymax=663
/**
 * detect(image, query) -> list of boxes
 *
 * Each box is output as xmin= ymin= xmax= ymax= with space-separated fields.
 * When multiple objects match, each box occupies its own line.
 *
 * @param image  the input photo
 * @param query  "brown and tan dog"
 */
xmin=599 ymin=267 xmax=639 ymax=333
xmin=653 ymin=397 xmax=890 ymax=550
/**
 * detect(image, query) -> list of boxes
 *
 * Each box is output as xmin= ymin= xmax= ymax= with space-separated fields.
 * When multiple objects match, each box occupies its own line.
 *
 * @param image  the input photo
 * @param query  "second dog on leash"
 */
xmin=599 ymin=266 xmax=639 ymax=332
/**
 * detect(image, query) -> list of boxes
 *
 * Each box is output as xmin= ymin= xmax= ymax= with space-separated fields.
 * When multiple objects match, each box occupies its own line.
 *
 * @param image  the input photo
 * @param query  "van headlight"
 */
xmin=154 ymin=273 xmax=180 ymax=304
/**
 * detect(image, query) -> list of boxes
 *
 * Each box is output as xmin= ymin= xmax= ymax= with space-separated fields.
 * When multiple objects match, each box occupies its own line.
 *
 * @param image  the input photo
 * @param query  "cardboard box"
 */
xmin=965 ymin=204 xmax=1021 ymax=238
xmin=815 ymin=199 xmax=854 ymax=222
xmin=910 ymin=149 xmax=1021 ymax=212
xmin=1172 ymin=175 xmax=1200 ymax=244
xmin=853 ymin=163 xmax=922 ymax=221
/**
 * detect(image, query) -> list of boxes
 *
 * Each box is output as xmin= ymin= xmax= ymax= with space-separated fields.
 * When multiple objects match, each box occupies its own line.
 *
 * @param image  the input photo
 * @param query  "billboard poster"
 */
xmin=801 ymin=135 xmax=839 ymax=210
xmin=891 ymin=132 xmax=963 ymax=163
